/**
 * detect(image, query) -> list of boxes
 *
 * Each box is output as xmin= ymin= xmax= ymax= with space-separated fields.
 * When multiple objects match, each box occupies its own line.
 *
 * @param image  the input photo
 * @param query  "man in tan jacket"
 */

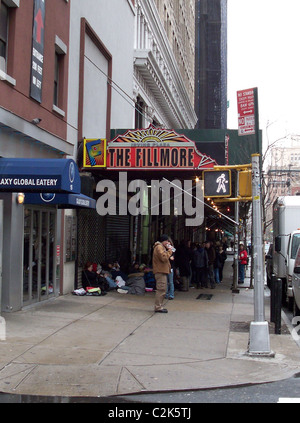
xmin=152 ymin=234 xmax=173 ymax=313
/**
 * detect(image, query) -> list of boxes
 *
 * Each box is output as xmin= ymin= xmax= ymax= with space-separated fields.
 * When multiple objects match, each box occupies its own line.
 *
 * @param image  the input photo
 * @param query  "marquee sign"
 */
xmin=105 ymin=126 xmax=217 ymax=170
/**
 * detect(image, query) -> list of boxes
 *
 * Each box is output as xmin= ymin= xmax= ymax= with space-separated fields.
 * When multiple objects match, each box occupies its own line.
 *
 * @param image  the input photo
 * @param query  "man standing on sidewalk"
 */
xmin=152 ymin=235 xmax=173 ymax=313
xmin=204 ymin=240 xmax=216 ymax=289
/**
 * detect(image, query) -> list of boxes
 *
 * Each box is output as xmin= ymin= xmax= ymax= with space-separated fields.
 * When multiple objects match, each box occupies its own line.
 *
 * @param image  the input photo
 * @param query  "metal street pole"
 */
xmin=232 ymin=171 xmax=240 ymax=293
xmin=248 ymin=154 xmax=273 ymax=356
xmin=252 ymin=154 xmax=265 ymax=322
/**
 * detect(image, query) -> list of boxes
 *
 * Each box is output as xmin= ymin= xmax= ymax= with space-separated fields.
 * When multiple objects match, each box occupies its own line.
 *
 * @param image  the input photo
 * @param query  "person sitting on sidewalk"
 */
xmin=81 ymin=262 xmax=107 ymax=295
xmin=143 ymin=266 xmax=156 ymax=290
xmin=117 ymin=264 xmax=145 ymax=295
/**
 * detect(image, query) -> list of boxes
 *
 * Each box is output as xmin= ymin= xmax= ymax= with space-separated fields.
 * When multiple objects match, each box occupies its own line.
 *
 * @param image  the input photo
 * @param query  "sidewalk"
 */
xmin=0 ymin=257 xmax=299 ymax=398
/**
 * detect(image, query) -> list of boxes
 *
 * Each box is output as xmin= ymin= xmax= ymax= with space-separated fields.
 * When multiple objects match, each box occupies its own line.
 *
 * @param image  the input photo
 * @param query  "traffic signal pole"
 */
xmin=232 ymin=171 xmax=240 ymax=293
xmin=248 ymin=154 xmax=273 ymax=356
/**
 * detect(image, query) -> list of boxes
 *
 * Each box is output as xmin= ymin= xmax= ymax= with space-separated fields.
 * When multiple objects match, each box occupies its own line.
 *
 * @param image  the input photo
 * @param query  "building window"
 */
xmin=135 ymin=96 xmax=144 ymax=129
xmin=0 ymin=0 xmax=18 ymax=86
xmin=0 ymin=1 xmax=8 ymax=72
xmin=53 ymin=35 xmax=67 ymax=116
xmin=53 ymin=52 xmax=59 ymax=106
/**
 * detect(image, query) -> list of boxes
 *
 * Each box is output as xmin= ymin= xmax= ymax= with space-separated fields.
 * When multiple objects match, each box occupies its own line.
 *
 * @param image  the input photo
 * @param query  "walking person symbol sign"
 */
xmin=203 ymin=170 xmax=231 ymax=198
xmin=216 ymin=173 xmax=228 ymax=194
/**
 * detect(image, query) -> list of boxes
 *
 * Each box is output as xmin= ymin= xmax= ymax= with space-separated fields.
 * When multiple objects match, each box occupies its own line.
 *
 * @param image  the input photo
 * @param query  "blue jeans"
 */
xmin=106 ymin=276 xmax=130 ymax=291
xmin=238 ymin=263 xmax=245 ymax=283
xmin=105 ymin=276 xmax=117 ymax=289
xmin=166 ymin=270 xmax=174 ymax=299
xmin=214 ymin=268 xmax=220 ymax=284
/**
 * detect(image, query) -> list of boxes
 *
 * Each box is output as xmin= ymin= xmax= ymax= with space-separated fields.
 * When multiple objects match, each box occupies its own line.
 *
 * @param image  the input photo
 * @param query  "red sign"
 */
xmin=107 ymin=126 xmax=217 ymax=170
xmin=30 ymin=0 xmax=46 ymax=103
xmin=237 ymin=88 xmax=256 ymax=136
xmin=35 ymin=8 xmax=44 ymax=44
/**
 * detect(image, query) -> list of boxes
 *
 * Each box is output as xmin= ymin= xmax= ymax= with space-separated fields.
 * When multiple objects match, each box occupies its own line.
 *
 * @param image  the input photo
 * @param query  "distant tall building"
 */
xmin=134 ymin=0 xmax=197 ymax=129
xmin=195 ymin=0 xmax=228 ymax=129
xmin=154 ymin=0 xmax=196 ymax=108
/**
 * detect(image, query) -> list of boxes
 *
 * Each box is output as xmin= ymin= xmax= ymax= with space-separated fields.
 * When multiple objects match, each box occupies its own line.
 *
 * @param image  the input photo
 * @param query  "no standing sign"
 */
xmin=237 ymin=88 xmax=256 ymax=136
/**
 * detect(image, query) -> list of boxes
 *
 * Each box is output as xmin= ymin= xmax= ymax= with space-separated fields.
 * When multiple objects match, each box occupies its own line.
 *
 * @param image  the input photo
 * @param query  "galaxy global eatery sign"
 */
xmin=0 ymin=159 xmax=81 ymax=193
xmin=83 ymin=126 xmax=217 ymax=171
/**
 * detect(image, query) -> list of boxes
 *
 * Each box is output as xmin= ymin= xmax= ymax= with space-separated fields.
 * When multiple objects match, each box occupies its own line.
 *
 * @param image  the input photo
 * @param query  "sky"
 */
xmin=227 ymin=0 xmax=300 ymax=155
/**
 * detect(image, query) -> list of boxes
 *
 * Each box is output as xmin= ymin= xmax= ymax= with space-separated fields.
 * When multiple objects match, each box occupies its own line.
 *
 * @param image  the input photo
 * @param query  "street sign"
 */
xmin=237 ymin=88 xmax=256 ymax=136
xmin=203 ymin=170 xmax=231 ymax=198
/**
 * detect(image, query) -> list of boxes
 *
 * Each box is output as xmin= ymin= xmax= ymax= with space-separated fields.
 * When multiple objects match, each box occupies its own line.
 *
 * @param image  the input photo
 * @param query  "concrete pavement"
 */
xmin=0 ymin=257 xmax=299 ymax=398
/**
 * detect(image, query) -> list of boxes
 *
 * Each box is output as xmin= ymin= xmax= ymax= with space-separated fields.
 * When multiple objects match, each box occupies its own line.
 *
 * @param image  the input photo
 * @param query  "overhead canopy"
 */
xmin=24 ymin=192 xmax=96 ymax=209
xmin=0 ymin=158 xmax=81 ymax=193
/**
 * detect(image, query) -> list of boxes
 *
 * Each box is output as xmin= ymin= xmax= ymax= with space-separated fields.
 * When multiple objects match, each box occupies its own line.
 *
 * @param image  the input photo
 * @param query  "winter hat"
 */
xmin=159 ymin=234 xmax=169 ymax=242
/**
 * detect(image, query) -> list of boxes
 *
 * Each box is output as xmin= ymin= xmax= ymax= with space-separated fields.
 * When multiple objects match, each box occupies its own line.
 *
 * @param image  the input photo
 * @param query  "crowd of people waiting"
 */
xmin=73 ymin=237 xmax=229 ymax=298
xmin=178 ymin=239 xmax=228 ymax=290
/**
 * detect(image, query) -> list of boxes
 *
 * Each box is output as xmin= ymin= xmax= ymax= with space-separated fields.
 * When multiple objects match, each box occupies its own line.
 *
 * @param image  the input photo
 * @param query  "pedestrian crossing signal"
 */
xmin=203 ymin=170 xmax=231 ymax=198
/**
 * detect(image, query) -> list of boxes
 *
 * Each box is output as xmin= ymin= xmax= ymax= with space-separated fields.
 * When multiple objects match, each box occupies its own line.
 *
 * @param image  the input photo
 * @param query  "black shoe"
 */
xmin=155 ymin=309 xmax=168 ymax=313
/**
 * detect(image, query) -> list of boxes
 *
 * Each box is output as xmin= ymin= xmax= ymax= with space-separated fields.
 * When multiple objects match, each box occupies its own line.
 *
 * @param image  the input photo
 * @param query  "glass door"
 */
xmin=23 ymin=208 xmax=57 ymax=306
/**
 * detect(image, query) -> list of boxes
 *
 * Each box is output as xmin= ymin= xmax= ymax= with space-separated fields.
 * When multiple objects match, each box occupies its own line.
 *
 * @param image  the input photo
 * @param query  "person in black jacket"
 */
xmin=174 ymin=240 xmax=191 ymax=291
xmin=192 ymin=243 xmax=208 ymax=288
xmin=218 ymin=245 xmax=227 ymax=282
xmin=204 ymin=241 xmax=216 ymax=289
xmin=214 ymin=246 xmax=223 ymax=284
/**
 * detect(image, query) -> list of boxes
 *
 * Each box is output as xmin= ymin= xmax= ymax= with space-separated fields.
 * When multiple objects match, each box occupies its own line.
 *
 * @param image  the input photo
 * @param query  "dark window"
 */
xmin=135 ymin=96 xmax=144 ymax=129
xmin=0 ymin=1 xmax=8 ymax=72
xmin=53 ymin=52 xmax=59 ymax=106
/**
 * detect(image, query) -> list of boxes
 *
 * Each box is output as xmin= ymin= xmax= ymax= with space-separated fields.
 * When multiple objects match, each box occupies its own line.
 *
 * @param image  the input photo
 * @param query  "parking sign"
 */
xmin=237 ymin=88 xmax=256 ymax=136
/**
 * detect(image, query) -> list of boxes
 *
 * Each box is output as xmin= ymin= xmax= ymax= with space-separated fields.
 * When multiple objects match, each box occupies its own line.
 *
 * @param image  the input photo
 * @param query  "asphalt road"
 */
xmin=1 ymin=374 xmax=299 ymax=404
xmin=116 ymin=374 xmax=300 ymax=404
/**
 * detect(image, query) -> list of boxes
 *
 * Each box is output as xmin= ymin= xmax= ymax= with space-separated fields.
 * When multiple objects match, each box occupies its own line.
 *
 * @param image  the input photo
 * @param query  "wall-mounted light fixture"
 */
xmin=31 ymin=118 xmax=42 ymax=125
xmin=17 ymin=193 xmax=25 ymax=205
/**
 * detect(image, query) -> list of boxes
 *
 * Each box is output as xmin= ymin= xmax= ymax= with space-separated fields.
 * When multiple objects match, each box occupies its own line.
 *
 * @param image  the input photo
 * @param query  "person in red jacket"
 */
xmin=238 ymin=244 xmax=248 ymax=284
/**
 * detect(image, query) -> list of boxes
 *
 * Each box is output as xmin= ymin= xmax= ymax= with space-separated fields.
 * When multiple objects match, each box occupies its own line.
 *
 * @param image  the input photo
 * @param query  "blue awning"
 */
xmin=24 ymin=192 xmax=96 ymax=209
xmin=0 ymin=158 xmax=81 ymax=193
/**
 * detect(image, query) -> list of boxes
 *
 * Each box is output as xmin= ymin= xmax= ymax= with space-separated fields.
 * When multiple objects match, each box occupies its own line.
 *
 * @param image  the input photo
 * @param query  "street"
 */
xmin=1 ymin=373 xmax=300 ymax=403
xmin=118 ymin=374 xmax=300 ymax=404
